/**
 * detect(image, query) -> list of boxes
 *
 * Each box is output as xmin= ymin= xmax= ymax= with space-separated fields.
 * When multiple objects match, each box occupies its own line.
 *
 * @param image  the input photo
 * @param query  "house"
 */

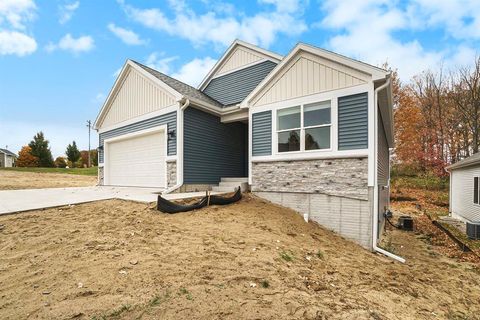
xmin=94 ymin=40 xmax=394 ymax=252
xmin=0 ymin=148 xmax=17 ymax=167
xmin=446 ymin=153 xmax=480 ymax=237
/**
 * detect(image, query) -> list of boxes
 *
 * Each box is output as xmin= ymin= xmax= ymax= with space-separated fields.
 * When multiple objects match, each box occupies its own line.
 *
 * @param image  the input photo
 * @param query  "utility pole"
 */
xmin=86 ymin=120 xmax=92 ymax=168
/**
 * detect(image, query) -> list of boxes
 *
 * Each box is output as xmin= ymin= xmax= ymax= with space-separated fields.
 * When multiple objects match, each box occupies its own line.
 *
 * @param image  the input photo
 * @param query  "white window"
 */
xmin=277 ymin=101 xmax=331 ymax=153
xmin=474 ymin=176 xmax=479 ymax=205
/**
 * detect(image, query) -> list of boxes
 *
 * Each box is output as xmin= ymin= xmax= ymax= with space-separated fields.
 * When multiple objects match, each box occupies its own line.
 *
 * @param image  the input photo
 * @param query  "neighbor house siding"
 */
xmin=451 ymin=166 xmax=480 ymax=222
xmin=252 ymin=111 xmax=272 ymax=156
xmin=98 ymin=111 xmax=177 ymax=163
xmin=338 ymin=92 xmax=368 ymax=150
xmin=183 ymin=107 xmax=247 ymax=184
xmin=100 ymin=67 xmax=176 ymax=128
xmin=203 ymin=60 xmax=277 ymax=106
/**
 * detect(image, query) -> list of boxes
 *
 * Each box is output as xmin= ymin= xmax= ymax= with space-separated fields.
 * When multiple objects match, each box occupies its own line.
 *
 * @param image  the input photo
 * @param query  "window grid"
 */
xmin=276 ymin=101 xmax=332 ymax=153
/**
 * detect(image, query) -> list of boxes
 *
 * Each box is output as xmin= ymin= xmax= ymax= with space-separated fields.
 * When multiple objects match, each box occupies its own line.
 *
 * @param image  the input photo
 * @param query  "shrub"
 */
xmin=54 ymin=157 xmax=67 ymax=168
xmin=16 ymin=146 xmax=39 ymax=167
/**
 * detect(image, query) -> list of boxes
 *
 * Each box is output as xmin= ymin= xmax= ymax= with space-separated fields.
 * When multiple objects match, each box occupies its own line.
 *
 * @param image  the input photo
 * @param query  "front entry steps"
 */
xmin=211 ymin=177 xmax=249 ymax=192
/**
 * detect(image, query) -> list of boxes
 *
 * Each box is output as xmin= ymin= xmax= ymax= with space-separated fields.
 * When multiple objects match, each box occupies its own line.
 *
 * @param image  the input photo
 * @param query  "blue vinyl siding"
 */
xmin=203 ymin=60 xmax=277 ymax=106
xmin=98 ymin=111 xmax=177 ymax=163
xmin=252 ymin=111 xmax=272 ymax=156
xmin=338 ymin=93 xmax=368 ymax=150
xmin=184 ymin=107 xmax=247 ymax=184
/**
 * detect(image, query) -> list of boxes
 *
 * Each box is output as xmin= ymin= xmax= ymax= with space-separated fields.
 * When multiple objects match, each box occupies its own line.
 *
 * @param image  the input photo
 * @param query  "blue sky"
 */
xmin=0 ymin=0 xmax=479 ymax=157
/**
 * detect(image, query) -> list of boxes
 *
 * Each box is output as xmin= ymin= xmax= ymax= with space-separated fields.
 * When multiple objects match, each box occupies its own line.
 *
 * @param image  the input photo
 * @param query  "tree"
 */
xmin=66 ymin=141 xmax=81 ymax=166
xmin=89 ymin=149 xmax=98 ymax=166
xmin=28 ymin=132 xmax=54 ymax=167
xmin=80 ymin=150 xmax=89 ymax=167
xmin=54 ymin=156 xmax=67 ymax=168
xmin=16 ymin=146 xmax=39 ymax=167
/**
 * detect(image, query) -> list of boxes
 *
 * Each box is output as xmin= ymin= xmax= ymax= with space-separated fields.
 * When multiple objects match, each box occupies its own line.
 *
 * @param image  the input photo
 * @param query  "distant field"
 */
xmin=0 ymin=167 xmax=98 ymax=176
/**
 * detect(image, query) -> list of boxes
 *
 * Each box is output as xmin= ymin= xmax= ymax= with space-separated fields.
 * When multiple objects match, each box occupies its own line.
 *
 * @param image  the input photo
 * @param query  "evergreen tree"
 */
xmin=28 ymin=132 xmax=54 ymax=167
xmin=66 ymin=141 xmax=81 ymax=166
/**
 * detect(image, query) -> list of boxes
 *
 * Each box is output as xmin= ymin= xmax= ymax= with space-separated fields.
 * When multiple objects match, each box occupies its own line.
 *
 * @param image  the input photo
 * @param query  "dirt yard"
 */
xmin=1 ymin=196 xmax=479 ymax=319
xmin=0 ymin=170 xmax=97 ymax=190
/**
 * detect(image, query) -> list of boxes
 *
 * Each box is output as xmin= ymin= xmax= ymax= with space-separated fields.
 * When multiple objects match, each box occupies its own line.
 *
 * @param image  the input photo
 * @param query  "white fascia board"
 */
xmin=198 ymin=39 xmax=283 ymax=91
xmin=241 ymin=43 xmax=388 ymax=108
xmin=94 ymin=60 xmax=183 ymax=130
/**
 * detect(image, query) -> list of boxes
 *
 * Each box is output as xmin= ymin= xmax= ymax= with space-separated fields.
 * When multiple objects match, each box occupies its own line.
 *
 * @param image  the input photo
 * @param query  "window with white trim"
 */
xmin=474 ymin=176 xmax=479 ymax=204
xmin=277 ymin=101 xmax=331 ymax=153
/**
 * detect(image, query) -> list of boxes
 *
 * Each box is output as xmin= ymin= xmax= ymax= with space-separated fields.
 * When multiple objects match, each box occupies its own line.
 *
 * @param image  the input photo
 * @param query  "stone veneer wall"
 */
xmin=252 ymin=158 xmax=372 ymax=249
xmin=167 ymin=161 xmax=177 ymax=187
xmin=251 ymin=157 xmax=368 ymax=200
xmin=98 ymin=166 xmax=104 ymax=186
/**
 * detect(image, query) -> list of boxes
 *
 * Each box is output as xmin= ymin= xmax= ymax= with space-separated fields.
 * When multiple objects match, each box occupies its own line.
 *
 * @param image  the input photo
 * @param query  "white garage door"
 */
xmin=105 ymin=129 xmax=166 ymax=188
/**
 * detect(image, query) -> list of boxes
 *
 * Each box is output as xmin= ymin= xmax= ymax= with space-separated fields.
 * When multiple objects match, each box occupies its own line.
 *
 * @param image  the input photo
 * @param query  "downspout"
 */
xmin=163 ymin=98 xmax=190 ymax=194
xmin=372 ymin=77 xmax=406 ymax=263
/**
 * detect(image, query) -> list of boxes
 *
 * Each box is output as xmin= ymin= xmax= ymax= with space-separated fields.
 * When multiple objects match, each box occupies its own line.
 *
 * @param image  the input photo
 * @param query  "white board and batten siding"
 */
xmin=100 ymin=67 xmax=176 ymax=128
xmin=252 ymin=51 xmax=368 ymax=107
xmin=451 ymin=166 xmax=480 ymax=222
xmin=214 ymin=47 xmax=266 ymax=77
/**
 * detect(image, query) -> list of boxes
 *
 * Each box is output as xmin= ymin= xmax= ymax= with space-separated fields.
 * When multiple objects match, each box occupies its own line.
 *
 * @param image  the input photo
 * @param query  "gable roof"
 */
xmin=241 ymin=42 xmax=389 ymax=108
xmin=446 ymin=153 xmax=480 ymax=171
xmin=0 ymin=148 xmax=16 ymax=157
xmin=198 ymin=39 xmax=283 ymax=91
xmin=94 ymin=60 xmax=223 ymax=129
xmin=132 ymin=61 xmax=223 ymax=108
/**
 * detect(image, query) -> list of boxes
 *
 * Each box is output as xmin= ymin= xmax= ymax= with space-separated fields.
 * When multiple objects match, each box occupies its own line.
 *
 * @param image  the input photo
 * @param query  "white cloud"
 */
xmin=0 ymin=0 xmax=36 ymax=30
xmin=0 ymin=0 xmax=37 ymax=56
xmin=171 ymin=57 xmax=217 ymax=87
xmin=0 ymin=30 xmax=37 ymax=56
xmin=121 ymin=0 xmax=307 ymax=48
xmin=108 ymin=23 xmax=147 ymax=45
xmin=59 ymin=1 xmax=80 ymax=24
xmin=46 ymin=33 xmax=94 ymax=54
xmin=145 ymin=52 xmax=178 ymax=74
xmin=318 ymin=0 xmax=478 ymax=80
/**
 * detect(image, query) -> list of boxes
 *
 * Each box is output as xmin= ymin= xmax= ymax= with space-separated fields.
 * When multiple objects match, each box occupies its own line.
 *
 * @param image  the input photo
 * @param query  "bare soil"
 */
xmin=0 ymin=170 xmax=97 ymax=190
xmin=1 ymin=195 xmax=479 ymax=319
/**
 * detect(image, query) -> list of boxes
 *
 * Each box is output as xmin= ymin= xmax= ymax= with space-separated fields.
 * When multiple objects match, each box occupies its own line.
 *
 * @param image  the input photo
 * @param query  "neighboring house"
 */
xmin=446 ymin=153 xmax=480 ymax=225
xmin=94 ymin=40 xmax=394 ymax=250
xmin=0 ymin=148 xmax=17 ymax=167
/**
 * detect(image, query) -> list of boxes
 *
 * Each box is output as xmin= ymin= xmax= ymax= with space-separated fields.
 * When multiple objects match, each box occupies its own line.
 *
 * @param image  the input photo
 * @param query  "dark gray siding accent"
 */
xmin=184 ymin=107 xmax=247 ymax=184
xmin=377 ymin=111 xmax=389 ymax=186
xmin=98 ymin=111 xmax=177 ymax=163
xmin=203 ymin=60 xmax=277 ymax=106
xmin=252 ymin=111 xmax=272 ymax=156
xmin=338 ymin=92 xmax=368 ymax=150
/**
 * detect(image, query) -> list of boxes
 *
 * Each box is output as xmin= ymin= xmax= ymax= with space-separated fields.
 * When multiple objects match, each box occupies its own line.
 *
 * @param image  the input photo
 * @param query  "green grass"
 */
xmin=280 ymin=251 xmax=294 ymax=262
xmin=1 ymin=166 xmax=97 ymax=176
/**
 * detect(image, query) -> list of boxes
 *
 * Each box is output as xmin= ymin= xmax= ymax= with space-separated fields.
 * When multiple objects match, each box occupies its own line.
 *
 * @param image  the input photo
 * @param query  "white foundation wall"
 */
xmin=255 ymin=191 xmax=372 ymax=248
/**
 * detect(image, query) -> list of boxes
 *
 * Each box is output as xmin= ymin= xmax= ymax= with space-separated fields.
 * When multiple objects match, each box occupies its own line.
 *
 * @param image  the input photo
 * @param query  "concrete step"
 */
xmin=220 ymin=177 xmax=248 ymax=183
xmin=211 ymin=186 xmax=238 ymax=192
xmin=218 ymin=181 xmax=249 ymax=192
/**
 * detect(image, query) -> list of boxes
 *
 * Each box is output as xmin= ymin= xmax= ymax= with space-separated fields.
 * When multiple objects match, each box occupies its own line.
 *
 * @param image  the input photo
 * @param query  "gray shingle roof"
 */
xmin=132 ymin=60 xmax=223 ymax=108
xmin=0 ymin=148 xmax=16 ymax=157
xmin=446 ymin=153 xmax=480 ymax=170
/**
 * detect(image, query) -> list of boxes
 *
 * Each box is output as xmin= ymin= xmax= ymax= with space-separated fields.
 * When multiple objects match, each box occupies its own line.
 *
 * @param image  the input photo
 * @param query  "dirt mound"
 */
xmin=0 ymin=195 xmax=479 ymax=319
xmin=0 ymin=170 xmax=96 ymax=190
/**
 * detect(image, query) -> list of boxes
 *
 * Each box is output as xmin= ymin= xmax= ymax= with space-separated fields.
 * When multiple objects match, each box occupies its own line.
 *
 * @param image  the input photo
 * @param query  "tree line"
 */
xmin=393 ymin=56 xmax=480 ymax=177
xmin=16 ymin=132 xmax=98 ymax=168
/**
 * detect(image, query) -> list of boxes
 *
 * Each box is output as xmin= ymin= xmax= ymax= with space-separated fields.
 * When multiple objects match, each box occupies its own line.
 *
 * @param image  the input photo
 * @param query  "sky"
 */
xmin=0 ymin=0 xmax=479 ymax=157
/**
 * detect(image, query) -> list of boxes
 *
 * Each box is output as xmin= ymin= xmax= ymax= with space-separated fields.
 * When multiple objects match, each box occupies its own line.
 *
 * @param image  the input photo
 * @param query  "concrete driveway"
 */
xmin=0 ymin=186 xmax=219 ymax=215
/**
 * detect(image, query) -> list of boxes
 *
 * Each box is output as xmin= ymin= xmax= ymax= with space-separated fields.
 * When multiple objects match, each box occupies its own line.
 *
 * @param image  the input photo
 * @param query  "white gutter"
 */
xmin=163 ymin=98 xmax=190 ymax=194
xmin=372 ymin=77 xmax=406 ymax=263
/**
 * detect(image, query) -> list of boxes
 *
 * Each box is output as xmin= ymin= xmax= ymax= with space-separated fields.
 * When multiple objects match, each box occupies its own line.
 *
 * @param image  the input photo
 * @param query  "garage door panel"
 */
xmin=106 ymin=130 xmax=166 ymax=187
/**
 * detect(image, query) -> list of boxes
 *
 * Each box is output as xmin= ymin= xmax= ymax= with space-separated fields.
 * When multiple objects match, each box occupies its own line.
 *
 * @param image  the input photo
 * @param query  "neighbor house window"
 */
xmin=277 ymin=101 xmax=331 ymax=153
xmin=474 ymin=177 xmax=479 ymax=204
